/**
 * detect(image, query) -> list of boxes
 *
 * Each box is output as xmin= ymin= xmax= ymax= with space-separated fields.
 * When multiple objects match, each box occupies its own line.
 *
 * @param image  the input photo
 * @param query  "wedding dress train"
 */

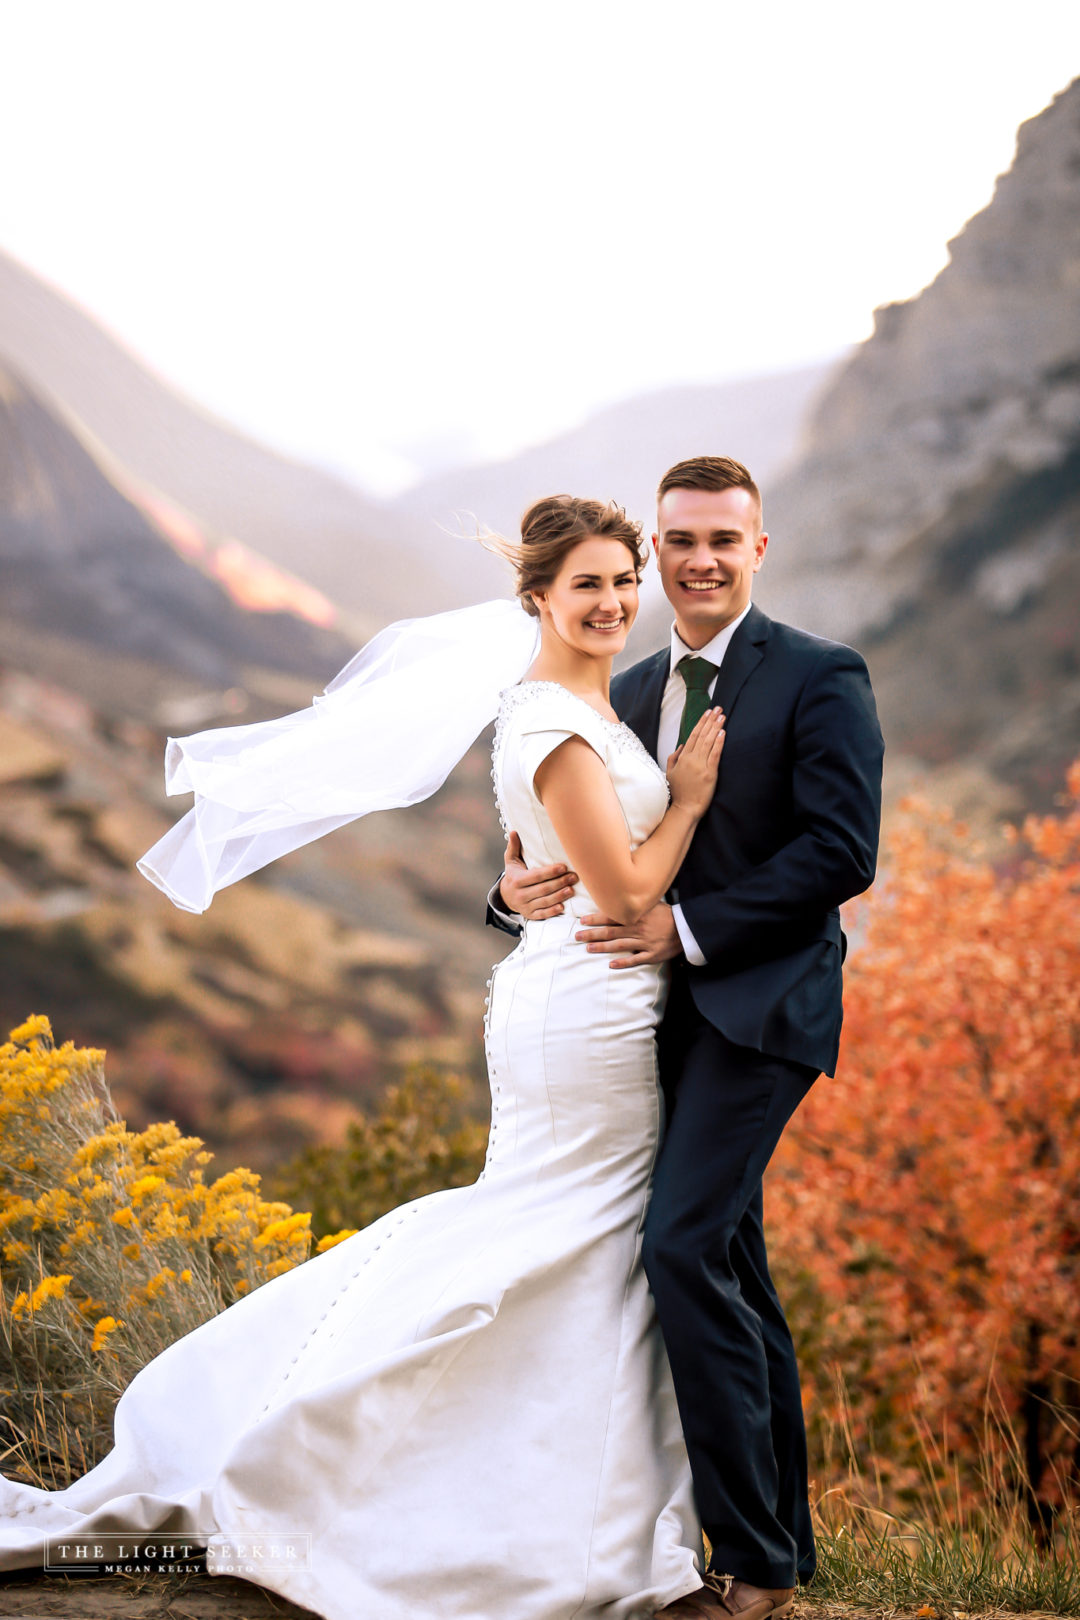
xmin=0 ymin=680 xmax=706 ymax=1620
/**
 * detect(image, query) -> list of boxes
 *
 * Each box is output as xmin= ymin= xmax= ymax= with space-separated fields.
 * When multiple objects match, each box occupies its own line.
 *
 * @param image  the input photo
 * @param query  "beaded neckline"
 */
xmin=489 ymin=679 xmax=668 ymax=834
xmin=502 ymin=679 xmax=621 ymax=730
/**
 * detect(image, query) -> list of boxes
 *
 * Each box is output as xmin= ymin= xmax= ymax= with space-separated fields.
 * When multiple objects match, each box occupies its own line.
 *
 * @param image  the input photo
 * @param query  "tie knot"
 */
xmin=677 ymin=655 xmax=718 ymax=693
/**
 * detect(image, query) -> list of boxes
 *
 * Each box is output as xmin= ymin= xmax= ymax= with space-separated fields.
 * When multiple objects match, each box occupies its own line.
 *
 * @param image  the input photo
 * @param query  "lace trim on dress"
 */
xmin=490 ymin=679 xmax=668 ymax=835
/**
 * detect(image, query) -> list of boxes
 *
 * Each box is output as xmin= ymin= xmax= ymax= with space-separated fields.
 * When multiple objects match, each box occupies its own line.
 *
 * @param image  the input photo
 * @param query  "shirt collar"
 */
xmin=668 ymin=600 xmax=753 ymax=677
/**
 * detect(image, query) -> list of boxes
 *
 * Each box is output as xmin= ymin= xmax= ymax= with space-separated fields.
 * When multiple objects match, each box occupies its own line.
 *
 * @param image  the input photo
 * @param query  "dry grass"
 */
xmin=801 ymin=1379 xmax=1080 ymax=1615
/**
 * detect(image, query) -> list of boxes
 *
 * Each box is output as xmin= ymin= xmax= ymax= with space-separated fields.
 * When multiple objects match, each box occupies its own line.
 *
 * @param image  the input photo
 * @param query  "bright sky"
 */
xmin=2 ymin=2 xmax=1078 ymax=494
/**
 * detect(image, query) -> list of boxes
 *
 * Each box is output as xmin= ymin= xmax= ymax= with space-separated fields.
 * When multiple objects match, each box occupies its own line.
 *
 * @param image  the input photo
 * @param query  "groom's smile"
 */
xmin=653 ymin=486 xmax=768 ymax=649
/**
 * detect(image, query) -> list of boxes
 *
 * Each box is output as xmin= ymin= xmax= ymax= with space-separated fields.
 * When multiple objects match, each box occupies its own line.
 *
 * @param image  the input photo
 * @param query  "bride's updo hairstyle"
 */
xmin=482 ymin=495 xmax=648 ymax=619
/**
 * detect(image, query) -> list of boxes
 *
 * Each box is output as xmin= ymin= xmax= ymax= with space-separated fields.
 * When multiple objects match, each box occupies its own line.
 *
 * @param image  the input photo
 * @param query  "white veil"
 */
xmin=137 ymin=597 xmax=540 ymax=914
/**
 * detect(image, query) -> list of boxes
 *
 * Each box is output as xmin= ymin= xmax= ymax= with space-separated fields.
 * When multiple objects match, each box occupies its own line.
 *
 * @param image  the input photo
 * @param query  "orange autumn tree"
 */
xmin=768 ymin=760 xmax=1080 ymax=1515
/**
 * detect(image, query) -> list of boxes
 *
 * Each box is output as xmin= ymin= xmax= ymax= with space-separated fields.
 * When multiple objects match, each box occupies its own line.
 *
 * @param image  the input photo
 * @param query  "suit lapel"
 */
xmin=712 ymin=602 xmax=770 ymax=720
xmin=614 ymin=648 xmax=668 ymax=760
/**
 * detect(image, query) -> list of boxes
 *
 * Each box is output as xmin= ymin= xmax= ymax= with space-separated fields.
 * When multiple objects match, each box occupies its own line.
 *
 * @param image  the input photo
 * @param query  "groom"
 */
xmin=489 ymin=457 xmax=884 ymax=1619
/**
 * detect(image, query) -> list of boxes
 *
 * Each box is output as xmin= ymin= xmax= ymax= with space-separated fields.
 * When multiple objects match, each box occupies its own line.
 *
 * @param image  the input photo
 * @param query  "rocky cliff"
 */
xmin=755 ymin=77 xmax=1080 ymax=803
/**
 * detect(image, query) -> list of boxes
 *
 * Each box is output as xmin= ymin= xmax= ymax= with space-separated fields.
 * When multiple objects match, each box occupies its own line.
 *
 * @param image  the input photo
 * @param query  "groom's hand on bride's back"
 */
xmin=575 ymin=903 xmax=682 ymax=970
xmin=498 ymin=830 xmax=580 ymax=921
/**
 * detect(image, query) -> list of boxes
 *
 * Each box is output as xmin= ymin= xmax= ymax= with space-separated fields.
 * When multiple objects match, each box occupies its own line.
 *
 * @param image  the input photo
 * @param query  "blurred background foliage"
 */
xmin=267 ymin=1067 xmax=488 ymax=1238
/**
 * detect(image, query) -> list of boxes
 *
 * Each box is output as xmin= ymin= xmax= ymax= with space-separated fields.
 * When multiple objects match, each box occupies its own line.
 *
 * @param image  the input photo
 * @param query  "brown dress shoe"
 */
xmin=654 ymin=1571 xmax=729 ymax=1616
xmin=719 ymin=1577 xmax=795 ymax=1620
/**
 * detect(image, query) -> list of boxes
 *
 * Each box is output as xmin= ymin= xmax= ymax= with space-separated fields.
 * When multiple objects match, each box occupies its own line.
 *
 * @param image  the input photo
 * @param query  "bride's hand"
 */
xmin=666 ymin=708 xmax=725 ymax=817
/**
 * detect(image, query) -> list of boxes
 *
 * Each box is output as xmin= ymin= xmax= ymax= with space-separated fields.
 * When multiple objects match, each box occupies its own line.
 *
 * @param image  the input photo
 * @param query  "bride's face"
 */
xmin=531 ymin=536 xmax=639 ymax=658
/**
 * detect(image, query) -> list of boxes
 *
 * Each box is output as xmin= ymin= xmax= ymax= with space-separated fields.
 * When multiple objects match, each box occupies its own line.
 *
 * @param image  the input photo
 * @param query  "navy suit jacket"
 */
xmin=611 ymin=604 xmax=883 ymax=1077
xmin=487 ymin=603 xmax=884 ymax=1078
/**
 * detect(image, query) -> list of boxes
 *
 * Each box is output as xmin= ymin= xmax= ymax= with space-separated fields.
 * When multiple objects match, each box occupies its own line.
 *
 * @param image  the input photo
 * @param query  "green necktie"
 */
xmin=676 ymin=655 xmax=719 ymax=747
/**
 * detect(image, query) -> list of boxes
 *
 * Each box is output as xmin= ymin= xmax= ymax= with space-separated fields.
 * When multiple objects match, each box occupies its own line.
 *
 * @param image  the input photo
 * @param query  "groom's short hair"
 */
xmin=657 ymin=457 xmax=762 ymax=524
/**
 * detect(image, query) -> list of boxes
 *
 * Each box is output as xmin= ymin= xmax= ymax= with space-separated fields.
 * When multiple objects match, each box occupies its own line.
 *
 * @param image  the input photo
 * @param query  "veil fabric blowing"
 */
xmin=137 ymin=598 xmax=540 ymax=914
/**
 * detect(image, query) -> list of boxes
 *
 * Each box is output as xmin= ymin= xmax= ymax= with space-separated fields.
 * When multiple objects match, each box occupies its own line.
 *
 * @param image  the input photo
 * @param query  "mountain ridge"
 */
xmin=0 ymin=247 xmax=433 ymax=631
xmin=743 ymin=76 xmax=1080 ymax=804
xmin=0 ymin=358 xmax=350 ymax=688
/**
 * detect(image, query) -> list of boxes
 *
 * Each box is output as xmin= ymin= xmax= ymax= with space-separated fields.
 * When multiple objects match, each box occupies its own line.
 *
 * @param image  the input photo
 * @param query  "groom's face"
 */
xmin=653 ymin=486 xmax=767 ymax=648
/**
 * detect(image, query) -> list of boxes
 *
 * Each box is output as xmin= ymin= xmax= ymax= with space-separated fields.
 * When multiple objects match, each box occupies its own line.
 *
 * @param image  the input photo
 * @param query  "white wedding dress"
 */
xmin=0 ymin=680 xmax=705 ymax=1619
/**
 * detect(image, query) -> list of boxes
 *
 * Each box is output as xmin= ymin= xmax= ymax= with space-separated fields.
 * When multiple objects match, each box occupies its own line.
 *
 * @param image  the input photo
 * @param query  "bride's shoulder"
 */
xmin=495 ymin=681 xmax=613 ymax=750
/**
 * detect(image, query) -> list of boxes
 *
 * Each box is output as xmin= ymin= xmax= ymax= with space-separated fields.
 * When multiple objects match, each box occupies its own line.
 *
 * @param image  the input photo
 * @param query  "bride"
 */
xmin=0 ymin=495 xmax=725 ymax=1620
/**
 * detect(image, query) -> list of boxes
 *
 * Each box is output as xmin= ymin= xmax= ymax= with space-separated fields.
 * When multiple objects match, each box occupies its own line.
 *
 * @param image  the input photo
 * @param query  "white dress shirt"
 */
xmin=662 ymin=602 xmax=753 ymax=966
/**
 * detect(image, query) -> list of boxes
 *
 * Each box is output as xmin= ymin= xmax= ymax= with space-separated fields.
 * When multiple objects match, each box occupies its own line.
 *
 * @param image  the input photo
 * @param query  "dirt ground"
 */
xmin=0 ymin=1577 xmax=1019 ymax=1620
xmin=0 ymin=1566 xmax=320 ymax=1618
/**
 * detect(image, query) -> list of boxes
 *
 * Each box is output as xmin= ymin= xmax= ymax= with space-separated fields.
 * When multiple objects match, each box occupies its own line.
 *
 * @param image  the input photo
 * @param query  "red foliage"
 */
xmin=768 ymin=761 xmax=1080 ymax=1506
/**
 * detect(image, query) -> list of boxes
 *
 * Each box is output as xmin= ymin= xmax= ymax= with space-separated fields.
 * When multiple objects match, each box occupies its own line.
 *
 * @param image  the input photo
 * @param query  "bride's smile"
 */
xmin=529 ymin=534 xmax=641 ymax=665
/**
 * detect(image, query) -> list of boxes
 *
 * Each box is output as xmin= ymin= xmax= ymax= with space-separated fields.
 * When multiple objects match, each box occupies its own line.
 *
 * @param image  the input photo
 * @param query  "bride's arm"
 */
xmin=534 ymin=711 xmax=724 ymax=927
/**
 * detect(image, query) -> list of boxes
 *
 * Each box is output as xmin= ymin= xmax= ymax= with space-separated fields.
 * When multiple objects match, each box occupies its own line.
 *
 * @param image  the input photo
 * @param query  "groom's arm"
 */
xmin=486 ymin=832 xmax=579 ymax=935
xmin=678 ymin=645 xmax=883 ymax=971
xmin=486 ymin=880 xmax=522 ymax=938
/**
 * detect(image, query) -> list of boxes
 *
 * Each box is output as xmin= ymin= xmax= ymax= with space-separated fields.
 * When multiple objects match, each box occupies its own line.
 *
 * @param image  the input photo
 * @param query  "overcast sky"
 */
xmin=2 ymin=2 xmax=1078 ymax=494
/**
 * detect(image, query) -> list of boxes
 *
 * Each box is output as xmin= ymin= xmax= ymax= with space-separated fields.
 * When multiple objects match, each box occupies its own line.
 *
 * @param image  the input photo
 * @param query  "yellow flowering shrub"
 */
xmin=0 ymin=1016 xmax=354 ymax=1487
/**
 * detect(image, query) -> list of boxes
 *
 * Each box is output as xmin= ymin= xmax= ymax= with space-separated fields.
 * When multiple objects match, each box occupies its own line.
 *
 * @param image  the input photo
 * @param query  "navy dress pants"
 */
xmin=643 ymin=964 xmax=818 ymax=1589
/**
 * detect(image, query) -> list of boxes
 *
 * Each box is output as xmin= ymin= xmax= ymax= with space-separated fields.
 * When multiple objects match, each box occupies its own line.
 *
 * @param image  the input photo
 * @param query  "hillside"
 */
xmin=0 ymin=660 xmax=508 ymax=1177
xmin=753 ymin=77 xmax=1080 ymax=804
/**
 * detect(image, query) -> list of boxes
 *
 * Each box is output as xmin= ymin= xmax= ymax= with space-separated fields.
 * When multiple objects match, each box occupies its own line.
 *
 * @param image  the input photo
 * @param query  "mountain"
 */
xmin=750 ymin=77 xmax=1080 ymax=805
xmin=0 ymin=247 xmax=438 ymax=631
xmin=0 ymin=243 xmax=840 ymax=637
xmin=394 ymin=363 xmax=840 ymax=630
xmin=0 ymin=360 xmax=350 ymax=690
